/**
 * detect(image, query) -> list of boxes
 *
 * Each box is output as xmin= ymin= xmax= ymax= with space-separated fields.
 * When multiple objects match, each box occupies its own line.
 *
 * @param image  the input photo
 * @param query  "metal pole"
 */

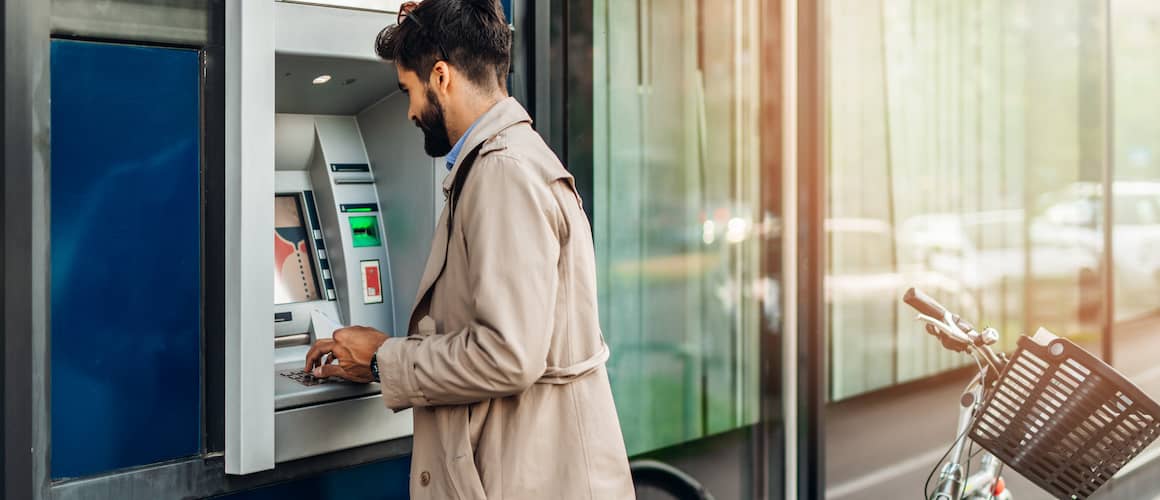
xmin=795 ymin=0 xmax=826 ymax=497
xmin=781 ymin=0 xmax=799 ymax=495
xmin=1101 ymin=0 xmax=1115 ymax=364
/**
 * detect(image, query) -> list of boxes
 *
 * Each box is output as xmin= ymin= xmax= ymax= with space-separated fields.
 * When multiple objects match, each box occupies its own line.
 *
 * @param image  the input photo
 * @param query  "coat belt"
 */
xmin=535 ymin=341 xmax=610 ymax=385
xmin=417 ymin=316 xmax=610 ymax=386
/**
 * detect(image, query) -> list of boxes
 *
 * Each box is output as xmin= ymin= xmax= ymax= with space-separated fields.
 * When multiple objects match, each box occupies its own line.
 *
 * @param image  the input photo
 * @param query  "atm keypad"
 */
xmin=279 ymin=369 xmax=345 ymax=386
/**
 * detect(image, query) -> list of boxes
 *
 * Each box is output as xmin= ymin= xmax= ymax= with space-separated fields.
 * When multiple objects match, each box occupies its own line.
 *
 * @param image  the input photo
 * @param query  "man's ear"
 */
xmin=430 ymin=61 xmax=452 ymax=94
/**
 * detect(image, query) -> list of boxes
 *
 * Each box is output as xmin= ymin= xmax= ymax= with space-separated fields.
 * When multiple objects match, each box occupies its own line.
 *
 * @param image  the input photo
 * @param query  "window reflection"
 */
xmin=826 ymin=0 xmax=1109 ymax=402
xmin=593 ymin=0 xmax=766 ymax=455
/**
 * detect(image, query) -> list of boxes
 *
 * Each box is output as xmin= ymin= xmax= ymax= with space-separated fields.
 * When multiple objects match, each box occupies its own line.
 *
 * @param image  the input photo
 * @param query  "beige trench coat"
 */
xmin=375 ymin=97 xmax=635 ymax=499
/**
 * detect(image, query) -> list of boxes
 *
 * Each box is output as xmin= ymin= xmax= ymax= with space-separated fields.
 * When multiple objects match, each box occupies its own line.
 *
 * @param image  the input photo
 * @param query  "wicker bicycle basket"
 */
xmin=970 ymin=328 xmax=1160 ymax=499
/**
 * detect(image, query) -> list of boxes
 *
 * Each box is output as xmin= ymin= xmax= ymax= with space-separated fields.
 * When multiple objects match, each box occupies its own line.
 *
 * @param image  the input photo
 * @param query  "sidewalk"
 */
xmin=825 ymin=311 xmax=1160 ymax=499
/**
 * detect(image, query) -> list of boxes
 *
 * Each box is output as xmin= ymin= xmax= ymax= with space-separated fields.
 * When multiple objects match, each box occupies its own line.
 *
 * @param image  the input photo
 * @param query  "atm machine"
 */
xmin=225 ymin=0 xmax=443 ymax=475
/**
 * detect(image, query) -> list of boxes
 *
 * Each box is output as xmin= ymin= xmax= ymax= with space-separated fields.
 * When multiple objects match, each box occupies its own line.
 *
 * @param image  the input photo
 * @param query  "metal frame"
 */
xmin=0 ymin=0 xmax=418 ymax=497
xmin=227 ymin=0 xmax=418 ymax=475
xmin=204 ymin=0 xmax=228 ymax=456
xmin=223 ymin=0 xmax=277 ymax=475
xmin=509 ymin=0 xmax=532 ymax=118
xmin=1100 ymin=0 xmax=1115 ymax=365
xmin=538 ymin=0 xmax=593 ymax=222
xmin=3 ymin=0 xmax=52 ymax=498
xmin=793 ymin=0 xmax=826 ymax=498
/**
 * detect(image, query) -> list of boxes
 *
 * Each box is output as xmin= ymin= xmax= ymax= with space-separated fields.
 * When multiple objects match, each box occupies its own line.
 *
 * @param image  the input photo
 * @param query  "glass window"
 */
xmin=590 ymin=0 xmax=769 ymax=458
xmin=824 ymin=0 xmax=1111 ymax=496
xmin=1112 ymin=2 xmax=1160 ymax=406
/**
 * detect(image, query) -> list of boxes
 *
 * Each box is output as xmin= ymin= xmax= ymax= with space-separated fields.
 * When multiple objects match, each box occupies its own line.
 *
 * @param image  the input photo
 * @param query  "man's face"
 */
xmin=397 ymin=65 xmax=453 ymax=157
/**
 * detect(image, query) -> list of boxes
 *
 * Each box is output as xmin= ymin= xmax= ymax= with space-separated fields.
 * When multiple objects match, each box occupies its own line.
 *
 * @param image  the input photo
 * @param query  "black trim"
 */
xmin=273 ymin=312 xmax=293 ymax=324
xmin=303 ymin=191 xmax=322 ymax=231
xmin=797 ymin=0 xmax=826 ymax=498
xmin=2 ymin=1 xmax=7 ymax=494
xmin=329 ymin=163 xmax=370 ymax=173
xmin=541 ymin=0 xmax=566 ymax=156
xmin=510 ymin=0 xmax=533 ymax=118
xmin=339 ymin=203 xmax=380 ymax=213
xmin=203 ymin=0 xmax=227 ymax=455
xmin=757 ymin=1 xmax=786 ymax=497
xmin=559 ymin=0 xmax=593 ymax=223
xmin=48 ymin=33 xmax=201 ymax=51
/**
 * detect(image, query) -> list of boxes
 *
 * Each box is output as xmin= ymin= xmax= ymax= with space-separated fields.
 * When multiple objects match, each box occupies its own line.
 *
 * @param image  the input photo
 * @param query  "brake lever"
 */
xmin=915 ymin=313 xmax=972 ymax=352
xmin=925 ymin=324 xmax=969 ymax=353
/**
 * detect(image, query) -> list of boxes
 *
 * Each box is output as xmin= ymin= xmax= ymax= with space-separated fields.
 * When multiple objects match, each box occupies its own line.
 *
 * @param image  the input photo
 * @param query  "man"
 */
xmin=303 ymin=1 xmax=635 ymax=498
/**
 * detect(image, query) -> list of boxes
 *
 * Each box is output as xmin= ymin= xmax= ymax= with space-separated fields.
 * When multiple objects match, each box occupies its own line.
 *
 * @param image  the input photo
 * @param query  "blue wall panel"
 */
xmin=50 ymin=39 xmax=202 ymax=479
xmin=216 ymin=457 xmax=412 ymax=500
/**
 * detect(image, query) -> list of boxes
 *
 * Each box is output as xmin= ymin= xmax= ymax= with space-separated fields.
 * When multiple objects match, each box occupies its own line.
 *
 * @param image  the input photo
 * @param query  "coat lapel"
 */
xmin=409 ymin=206 xmax=450 ymax=330
xmin=406 ymin=97 xmax=534 ymax=332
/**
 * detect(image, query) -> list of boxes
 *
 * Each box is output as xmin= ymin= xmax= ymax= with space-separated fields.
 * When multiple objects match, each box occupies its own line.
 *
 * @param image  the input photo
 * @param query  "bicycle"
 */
xmin=904 ymin=287 xmax=1014 ymax=499
xmin=904 ymin=287 xmax=1160 ymax=500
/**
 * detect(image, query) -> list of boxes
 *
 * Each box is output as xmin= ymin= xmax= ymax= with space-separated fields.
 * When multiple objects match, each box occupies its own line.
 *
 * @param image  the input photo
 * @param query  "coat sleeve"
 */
xmin=375 ymin=153 xmax=561 ymax=411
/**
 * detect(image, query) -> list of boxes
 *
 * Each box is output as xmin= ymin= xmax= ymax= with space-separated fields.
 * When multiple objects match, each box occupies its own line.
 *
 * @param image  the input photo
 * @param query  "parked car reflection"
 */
xmin=897 ymin=210 xmax=1101 ymax=333
xmin=1034 ymin=181 xmax=1160 ymax=320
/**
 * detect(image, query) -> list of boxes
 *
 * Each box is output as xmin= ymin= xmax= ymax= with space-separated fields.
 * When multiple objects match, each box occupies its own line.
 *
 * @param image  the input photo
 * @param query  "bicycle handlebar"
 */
xmin=904 ymin=287 xmax=1006 ymax=373
xmin=906 ymin=287 xmax=980 ymax=335
xmin=904 ymin=287 xmax=948 ymax=320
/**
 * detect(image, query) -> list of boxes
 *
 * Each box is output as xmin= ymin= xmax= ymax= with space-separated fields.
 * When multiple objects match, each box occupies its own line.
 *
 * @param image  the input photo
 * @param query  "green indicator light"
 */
xmin=347 ymin=207 xmax=373 ymax=213
xmin=349 ymin=215 xmax=382 ymax=248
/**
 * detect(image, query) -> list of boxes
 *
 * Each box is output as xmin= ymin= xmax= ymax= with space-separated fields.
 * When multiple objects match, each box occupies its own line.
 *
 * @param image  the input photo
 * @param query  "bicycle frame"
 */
xmin=929 ymin=366 xmax=1010 ymax=500
xmin=911 ymin=295 xmax=1013 ymax=500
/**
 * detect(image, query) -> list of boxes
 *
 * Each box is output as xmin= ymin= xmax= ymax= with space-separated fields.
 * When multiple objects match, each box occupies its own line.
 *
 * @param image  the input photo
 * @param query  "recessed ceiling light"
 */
xmin=312 ymin=74 xmax=332 ymax=85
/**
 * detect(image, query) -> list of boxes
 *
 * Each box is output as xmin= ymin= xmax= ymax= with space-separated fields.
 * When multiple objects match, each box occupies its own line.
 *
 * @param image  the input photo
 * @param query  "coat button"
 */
xmin=420 ymin=471 xmax=431 ymax=486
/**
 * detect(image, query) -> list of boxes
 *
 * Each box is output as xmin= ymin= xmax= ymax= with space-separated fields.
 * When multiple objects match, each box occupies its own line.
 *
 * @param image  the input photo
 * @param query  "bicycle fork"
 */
xmin=931 ymin=385 xmax=980 ymax=500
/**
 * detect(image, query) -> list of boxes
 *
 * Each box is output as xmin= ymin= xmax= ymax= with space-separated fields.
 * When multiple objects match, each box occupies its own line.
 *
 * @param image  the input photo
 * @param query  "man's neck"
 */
xmin=447 ymin=93 xmax=506 ymax=144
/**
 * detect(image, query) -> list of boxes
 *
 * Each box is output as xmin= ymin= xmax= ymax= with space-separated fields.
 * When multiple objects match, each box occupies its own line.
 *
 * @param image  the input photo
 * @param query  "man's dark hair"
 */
xmin=375 ymin=0 xmax=510 ymax=89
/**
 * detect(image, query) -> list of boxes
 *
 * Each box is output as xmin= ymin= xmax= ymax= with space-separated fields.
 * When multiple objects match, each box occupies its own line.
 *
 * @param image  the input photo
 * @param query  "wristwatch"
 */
xmin=370 ymin=352 xmax=381 ymax=383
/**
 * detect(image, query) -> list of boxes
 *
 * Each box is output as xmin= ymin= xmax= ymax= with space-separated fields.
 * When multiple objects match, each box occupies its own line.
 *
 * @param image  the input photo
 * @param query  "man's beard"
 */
xmin=416 ymin=88 xmax=453 ymax=158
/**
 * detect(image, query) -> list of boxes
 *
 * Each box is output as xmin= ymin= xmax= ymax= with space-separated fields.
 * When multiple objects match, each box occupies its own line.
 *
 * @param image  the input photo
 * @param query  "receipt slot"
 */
xmin=226 ymin=1 xmax=442 ymax=474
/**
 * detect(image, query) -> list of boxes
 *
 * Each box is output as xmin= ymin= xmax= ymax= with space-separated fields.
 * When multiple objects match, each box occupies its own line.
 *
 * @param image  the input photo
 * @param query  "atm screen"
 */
xmin=274 ymin=194 xmax=322 ymax=305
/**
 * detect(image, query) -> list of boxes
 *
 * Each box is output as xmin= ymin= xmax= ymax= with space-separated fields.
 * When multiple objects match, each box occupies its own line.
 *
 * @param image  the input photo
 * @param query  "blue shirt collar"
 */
xmin=445 ymin=117 xmax=483 ymax=171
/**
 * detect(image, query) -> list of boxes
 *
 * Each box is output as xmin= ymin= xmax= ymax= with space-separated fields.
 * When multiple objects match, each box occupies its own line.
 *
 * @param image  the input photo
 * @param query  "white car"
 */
xmin=897 ymin=210 xmax=1102 ymax=329
xmin=1035 ymin=181 xmax=1160 ymax=320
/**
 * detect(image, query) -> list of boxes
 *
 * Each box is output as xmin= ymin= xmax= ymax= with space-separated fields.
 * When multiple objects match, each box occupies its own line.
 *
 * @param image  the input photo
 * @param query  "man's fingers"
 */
xmin=312 ymin=363 xmax=348 ymax=380
xmin=304 ymin=339 xmax=336 ymax=372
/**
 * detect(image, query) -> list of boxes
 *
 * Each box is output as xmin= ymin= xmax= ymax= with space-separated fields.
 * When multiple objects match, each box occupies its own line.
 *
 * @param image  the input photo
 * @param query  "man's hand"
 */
xmin=304 ymin=326 xmax=390 ymax=383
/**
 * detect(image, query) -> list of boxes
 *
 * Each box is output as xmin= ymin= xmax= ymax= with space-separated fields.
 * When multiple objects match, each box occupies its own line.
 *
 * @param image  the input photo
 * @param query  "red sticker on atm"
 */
xmin=361 ymin=260 xmax=384 ymax=304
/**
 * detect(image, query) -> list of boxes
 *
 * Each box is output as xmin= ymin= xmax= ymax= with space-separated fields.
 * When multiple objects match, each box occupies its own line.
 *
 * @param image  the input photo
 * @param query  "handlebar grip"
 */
xmin=904 ymin=288 xmax=948 ymax=319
